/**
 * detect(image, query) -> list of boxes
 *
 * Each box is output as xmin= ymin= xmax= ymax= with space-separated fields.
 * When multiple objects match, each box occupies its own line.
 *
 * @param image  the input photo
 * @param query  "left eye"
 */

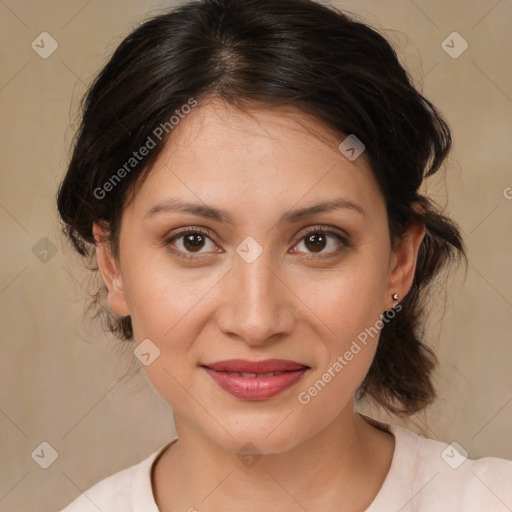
xmin=294 ymin=230 xmax=346 ymax=255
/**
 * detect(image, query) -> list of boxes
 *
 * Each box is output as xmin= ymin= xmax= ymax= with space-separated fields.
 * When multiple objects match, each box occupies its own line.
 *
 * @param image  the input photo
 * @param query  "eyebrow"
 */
xmin=144 ymin=197 xmax=366 ymax=223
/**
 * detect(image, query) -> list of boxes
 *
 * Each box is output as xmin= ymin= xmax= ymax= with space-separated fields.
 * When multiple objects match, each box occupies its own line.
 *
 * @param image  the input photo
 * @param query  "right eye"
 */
xmin=165 ymin=228 xmax=220 ymax=259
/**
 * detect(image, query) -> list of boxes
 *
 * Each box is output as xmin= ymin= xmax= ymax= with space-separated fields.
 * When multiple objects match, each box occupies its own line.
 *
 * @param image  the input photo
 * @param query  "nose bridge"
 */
xmin=239 ymin=252 xmax=274 ymax=306
xmin=217 ymin=247 xmax=293 ymax=344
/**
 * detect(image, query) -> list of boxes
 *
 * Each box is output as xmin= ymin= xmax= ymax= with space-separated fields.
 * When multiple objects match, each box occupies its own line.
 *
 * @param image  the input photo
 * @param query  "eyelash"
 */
xmin=164 ymin=226 xmax=350 ymax=261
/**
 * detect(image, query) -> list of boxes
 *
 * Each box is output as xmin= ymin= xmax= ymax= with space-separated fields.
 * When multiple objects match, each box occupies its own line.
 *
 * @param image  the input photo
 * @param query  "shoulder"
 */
xmin=59 ymin=442 xmax=173 ymax=512
xmin=391 ymin=424 xmax=512 ymax=511
xmin=59 ymin=465 xmax=134 ymax=511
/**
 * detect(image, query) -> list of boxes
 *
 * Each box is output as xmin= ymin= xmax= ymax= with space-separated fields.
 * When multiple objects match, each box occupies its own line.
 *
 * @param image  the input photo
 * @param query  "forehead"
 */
xmin=126 ymin=98 xmax=384 ymax=222
xmin=163 ymin=98 xmax=358 ymax=164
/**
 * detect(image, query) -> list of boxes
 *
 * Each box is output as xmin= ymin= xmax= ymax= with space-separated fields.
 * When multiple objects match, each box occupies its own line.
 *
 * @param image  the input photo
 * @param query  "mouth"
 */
xmin=201 ymin=359 xmax=310 ymax=400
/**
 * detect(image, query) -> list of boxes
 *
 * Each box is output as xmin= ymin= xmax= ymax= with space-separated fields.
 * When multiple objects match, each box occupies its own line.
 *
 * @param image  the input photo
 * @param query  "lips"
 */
xmin=220 ymin=370 xmax=286 ymax=378
xmin=201 ymin=359 xmax=310 ymax=400
xmin=203 ymin=359 xmax=307 ymax=373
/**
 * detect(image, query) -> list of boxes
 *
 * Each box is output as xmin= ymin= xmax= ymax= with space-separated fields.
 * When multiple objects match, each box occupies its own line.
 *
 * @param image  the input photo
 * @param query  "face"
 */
xmin=94 ymin=98 xmax=424 ymax=455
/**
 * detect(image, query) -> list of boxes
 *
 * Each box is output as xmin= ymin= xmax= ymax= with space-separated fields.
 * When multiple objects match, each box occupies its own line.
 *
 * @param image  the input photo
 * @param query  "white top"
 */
xmin=60 ymin=421 xmax=512 ymax=511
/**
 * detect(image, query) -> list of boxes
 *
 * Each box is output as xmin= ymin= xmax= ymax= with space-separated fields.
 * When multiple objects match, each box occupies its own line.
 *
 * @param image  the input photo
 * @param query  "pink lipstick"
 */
xmin=201 ymin=359 xmax=309 ymax=400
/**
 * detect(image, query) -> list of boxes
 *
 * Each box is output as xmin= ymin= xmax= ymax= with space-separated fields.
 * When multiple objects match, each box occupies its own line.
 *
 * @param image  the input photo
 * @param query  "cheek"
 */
xmin=288 ymin=253 xmax=387 ymax=394
xmin=122 ymin=250 xmax=222 ymax=341
xmin=289 ymin=251 xmax=388 ymax=343
xmin=291 ymin=284 xmax=383 ymax=425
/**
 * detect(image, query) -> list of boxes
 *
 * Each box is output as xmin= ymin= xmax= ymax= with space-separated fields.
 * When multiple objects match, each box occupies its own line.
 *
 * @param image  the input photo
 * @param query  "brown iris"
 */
xmin=183 ymin=233 xmax=206 ymax=252
xmin=304 ymin=233 xmax=327 ymax=253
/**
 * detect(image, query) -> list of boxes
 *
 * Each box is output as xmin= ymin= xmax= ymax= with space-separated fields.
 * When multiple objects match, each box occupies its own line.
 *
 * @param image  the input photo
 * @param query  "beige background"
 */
xmin=0 ymin=0 xmax=511 ymax=510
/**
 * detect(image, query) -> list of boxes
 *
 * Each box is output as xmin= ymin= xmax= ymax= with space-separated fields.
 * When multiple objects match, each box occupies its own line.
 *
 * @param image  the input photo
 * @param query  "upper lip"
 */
xmin=202 ymin=359 xmax=309 ymax=373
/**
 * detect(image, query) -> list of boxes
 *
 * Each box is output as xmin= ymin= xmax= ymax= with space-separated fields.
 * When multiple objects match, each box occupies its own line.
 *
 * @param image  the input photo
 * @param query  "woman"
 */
xmin=56 ymin=0 xmax=512 ymax=510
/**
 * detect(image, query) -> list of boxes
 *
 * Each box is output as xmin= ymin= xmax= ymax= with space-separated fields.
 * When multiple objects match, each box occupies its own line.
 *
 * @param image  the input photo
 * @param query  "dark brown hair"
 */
xmin=56 ymin=0 xmax=467 ymax=417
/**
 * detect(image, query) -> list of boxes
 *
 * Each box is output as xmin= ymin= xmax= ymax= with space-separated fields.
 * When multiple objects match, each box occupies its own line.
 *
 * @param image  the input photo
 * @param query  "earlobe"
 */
xmin=386 ymin=213 xmax=426 ymax=310
xmin=92 ymin=222 xmax=130 ymax=317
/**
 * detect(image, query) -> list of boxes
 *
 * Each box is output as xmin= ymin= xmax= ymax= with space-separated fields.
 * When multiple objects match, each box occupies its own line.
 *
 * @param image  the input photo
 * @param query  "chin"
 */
xmin=204 ymin=418 xmax=309 ymax=457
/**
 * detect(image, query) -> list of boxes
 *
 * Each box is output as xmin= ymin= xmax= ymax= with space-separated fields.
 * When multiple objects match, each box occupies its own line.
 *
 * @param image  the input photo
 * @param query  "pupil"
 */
xmin=184 ymin=233 xmax=204 ymax=252
xmin=305 ymin=233 xmax=326 ymax=252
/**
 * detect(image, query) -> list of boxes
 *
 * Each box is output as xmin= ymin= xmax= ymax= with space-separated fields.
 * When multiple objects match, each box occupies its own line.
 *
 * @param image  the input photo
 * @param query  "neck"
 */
xmin=152 ymin=409 xmax=395 ymax=512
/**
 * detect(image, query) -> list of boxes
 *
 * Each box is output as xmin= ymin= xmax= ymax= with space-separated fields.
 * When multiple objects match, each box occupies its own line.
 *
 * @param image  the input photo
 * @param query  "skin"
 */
xmin=93 ymin=98 xmax=425 ymax=512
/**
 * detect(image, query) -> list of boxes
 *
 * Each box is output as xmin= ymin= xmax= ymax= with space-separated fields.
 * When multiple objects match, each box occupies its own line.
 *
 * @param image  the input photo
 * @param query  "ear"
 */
xmin=385 ymin=203 xmax=426 ymax=310
xmin=92 ymin=221 xmax=130 ymax=317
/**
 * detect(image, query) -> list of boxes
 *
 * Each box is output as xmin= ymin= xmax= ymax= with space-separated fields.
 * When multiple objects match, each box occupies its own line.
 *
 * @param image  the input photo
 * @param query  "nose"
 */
xmin=215 ymin=250 xmax=296 ymax=346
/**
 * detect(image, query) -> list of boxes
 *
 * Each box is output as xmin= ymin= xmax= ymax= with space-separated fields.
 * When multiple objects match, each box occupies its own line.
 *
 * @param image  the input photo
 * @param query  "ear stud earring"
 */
xmin=382 ymin=293 xmax=400 ymax=316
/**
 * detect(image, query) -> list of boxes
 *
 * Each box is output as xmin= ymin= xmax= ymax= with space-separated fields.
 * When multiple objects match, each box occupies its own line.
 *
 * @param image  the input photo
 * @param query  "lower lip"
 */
xmin=203 ymin=367 xmax=309 ymax=400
